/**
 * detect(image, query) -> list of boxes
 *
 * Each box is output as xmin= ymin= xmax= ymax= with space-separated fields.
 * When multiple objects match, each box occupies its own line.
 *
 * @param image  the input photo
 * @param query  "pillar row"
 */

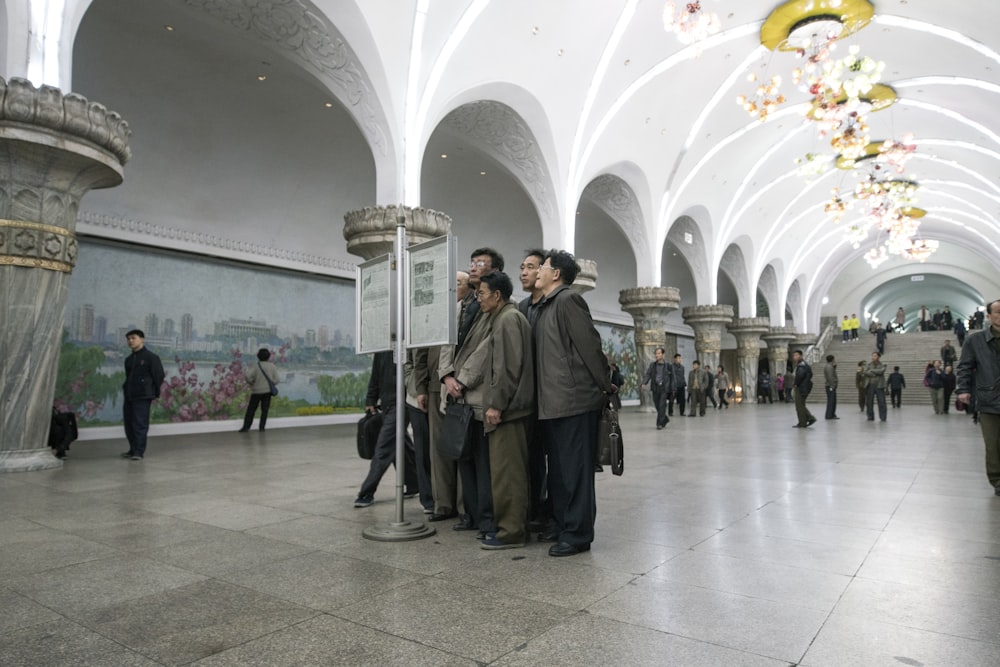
xmin=619 ymin=287 xmax=680 ymax=412
xmin=681 ymin=304 xmax=734 ymax=375
xmin=761 ymin=326 xmax=798 ymax=401
xmin=0 ymin=77 xmax=131 ymax=472
xmin=728 ymin=317 xmax=770 ymax=404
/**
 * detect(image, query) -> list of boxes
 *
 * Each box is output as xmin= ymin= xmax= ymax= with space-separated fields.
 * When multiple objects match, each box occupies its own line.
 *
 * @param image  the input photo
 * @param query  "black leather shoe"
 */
xmin=452 ymin=519 xmax=477 ymax=531
xmin=120 ymin=452 xmax=134 ymax=458
xmin=428 ymin=511 xmax=458 ymax=522
xmin=806 ymin=417 xmax=817 ymax=426
xmin=537 ymin=531 xmax=559 ymax=543
xmin=548 ymin=542 xmax=590 ymax=557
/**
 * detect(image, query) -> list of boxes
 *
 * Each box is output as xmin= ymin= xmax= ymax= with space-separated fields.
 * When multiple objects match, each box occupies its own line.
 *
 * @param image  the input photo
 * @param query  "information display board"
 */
xmin=406 ymin=235 xmax=456 ymax=348
xmin=356 ymin=253 xmax=393 ymax=354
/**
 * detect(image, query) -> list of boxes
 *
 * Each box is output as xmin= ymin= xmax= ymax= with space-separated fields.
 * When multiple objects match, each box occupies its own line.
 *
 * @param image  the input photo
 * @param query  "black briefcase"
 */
xmin=356 ymin=411 xmax=382 ymax=460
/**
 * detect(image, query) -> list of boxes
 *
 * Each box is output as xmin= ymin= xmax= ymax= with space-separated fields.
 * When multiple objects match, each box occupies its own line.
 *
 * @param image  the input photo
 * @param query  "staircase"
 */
xmin=811 ymin=329 xmax=958 ymax=406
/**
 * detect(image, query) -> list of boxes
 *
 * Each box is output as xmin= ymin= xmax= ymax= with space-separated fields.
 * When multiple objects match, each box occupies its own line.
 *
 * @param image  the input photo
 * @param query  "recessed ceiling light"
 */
xmin=557 ymin=48 xmax=564 ymax=56
xmin=532 ymin=26 xmax=539 ymax=35
xmin=624 ymin=59 xmax=631 ymax=66
xmin=324 ymin=102 xmax=333 ymax=108
xmin=440 ymin=154 xmax=447 ymax=158
xmin=164 ymin=25 xmax=175 ymax=32
xmin=480 ymin=171 xmax=486 ymax=176
xmin=257 ymin=74 xmax=266 ymax=81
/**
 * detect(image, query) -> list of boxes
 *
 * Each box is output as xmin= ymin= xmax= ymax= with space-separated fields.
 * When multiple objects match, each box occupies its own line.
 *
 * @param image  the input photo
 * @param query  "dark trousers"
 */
xmin=123 ymin=398 xmax=153 ymax=457
xmin=668 ymin=387 xmax=686 ymax=416
xmin=690 ymin=388 xmax=707 ymax=416
xmin=527 ymin=418 xmax=550 ymax=523
xmin=458 ymin=420 xmax=494 ymax=533
xmin=428 ymin=391 xmax=459 ymax=515
xmin=825 ymin=386 xmax=837 ymax=418
xmin=980 ymin=412 xmax=1000 ymax=489
xmin=651 ymin=383 xmax=669 ymax=427
xmin=717 ymin=389 xmax=729 ymax=408
xmin=890 ymin=387 xmax=902 ymax=407
xmin=359 ymin=404 xmax=418 ymax=499
xmin=866 ymin=386 xmax=887 ymax=421
xmin=943 ymin=389 xmax=954 ymax=414
xmin=793 ymin=388 xmax=814 ymax=426
xmin=242 ymin=392 xmax=272 ymax=430
xmin=541 ymin=411 xmax=598 ymax=548
xmin=406 ymin=404 xmax=434 ymax=511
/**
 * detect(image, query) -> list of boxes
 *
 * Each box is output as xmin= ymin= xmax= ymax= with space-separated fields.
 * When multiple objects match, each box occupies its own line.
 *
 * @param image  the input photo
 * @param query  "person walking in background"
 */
xmin=942 ymin=364 xmax=957 ymax=414
xmin=895 ymin=306 xmax=906 ymax=333
xmin=956 ymin=299 xmax=1000 ymax=496
xmin=855 ymin=361 xmax=867 ymax=412
xmin=775 ymin=371 xmax=785 ymax=402
xmin=942 ymin=306 xmax=954 ymax=331
xmin=758 ymin=370 xmax=773 ymax=403
xmin=668 ymin=353 xmax=687 ymax=417
xmin=240 ymin=348 xmax=280 ymax=432
xmin=941 ymin=339 xmax=957 ymax=367
xmin=791 ymin=350 xmax=816 ymax=428
xmin=864 ymin=351 xmax=888 ymax=422
xmin=925 ymin=359 xmax=945 ymax=415
xmin=850 ymin=313 xmax=860 ymax=342
xmin=875 ymin=323 xmax=887 ymax=355
xmin=824 ymin=354 xmax=839 ymax=420
xmin=919 ymin=305 xmax=931 ymax=332
xmin=687 ymin=361 xmax=711 ymax=417
xmin=841 ymin=315 xmax=851 ymax=342
xmin=784 ymin=368 xmax=795 ymax=402
xmin=641 ymin=347 xmax=672 ymax=429
xmin=715 ymin=365 xmax=730 ymax=409
xmin=888 ymin=366 xmax=906 ymax=408
xmin=121 ymin=329 xmax=165 ymax=461
xmin=955 ymin=317 xmax=967 ymax=347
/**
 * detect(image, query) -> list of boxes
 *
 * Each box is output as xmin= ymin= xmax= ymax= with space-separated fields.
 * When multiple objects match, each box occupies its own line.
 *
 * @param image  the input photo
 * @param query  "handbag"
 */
xmin=356 ymin=410 xmax=382 ymax=459
xmin=596 ymin=401 xmax=624 ymax=476
xmin=259 ymin=361 xmax=279 ymax=396
xmin=440 ymin=398 xmax=474 ymax=461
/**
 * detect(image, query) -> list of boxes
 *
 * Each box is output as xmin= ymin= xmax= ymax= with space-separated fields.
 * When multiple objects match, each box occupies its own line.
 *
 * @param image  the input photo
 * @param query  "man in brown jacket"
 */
xmin=478 ymin=271 xmax=535 ymax=549
xmin=533 ymin=250 xmax=616 ymax=557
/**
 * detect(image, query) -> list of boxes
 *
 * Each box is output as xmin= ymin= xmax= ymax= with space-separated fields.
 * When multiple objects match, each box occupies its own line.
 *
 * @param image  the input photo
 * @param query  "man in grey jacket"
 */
xmin=956 ymin=299 xmax=1000 ymax=496
xmin=533 ymin=250 xmax=616 ymax=557
xmin=824 ymin=354 xmax=839 ymax=420
xmin=864 ymin=351 xmax=888 ymax=422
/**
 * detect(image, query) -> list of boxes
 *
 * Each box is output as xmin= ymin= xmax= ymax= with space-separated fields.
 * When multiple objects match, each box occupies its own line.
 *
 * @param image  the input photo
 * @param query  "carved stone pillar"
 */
xmin=681 ymin=304 xmax=734 ymax=375
xmin=791 ymin=333 xmax=819 ymax=364
xmin=761 ymin=326 xmax=798 ymax=401
xmin=0 ymin=77 xmax=131 ymax=472
xmin=728 ymin=317 xmax=770 ymax=404
xmin=619 ymin=287 xmax=681 ymax=412
xmin=570 ymin=258 xmax=597 ymax=293
xmin=343 ymin=205 xmax=452 ymax=260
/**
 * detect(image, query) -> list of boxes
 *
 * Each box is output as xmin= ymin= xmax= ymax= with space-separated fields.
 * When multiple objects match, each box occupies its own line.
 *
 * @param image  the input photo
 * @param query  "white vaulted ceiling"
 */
xmin=51 ymin=0 xmax=1000 ymax=328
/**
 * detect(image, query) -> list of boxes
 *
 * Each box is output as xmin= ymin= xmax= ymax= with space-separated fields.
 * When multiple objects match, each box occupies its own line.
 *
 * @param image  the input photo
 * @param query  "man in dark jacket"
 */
xmin=533 ymin=250 xmax=616 ymax=557
xmin=641 ymin=347 xmax=672 ymax=429
xmin=888 ymin=366 xmax=906 ymax=408
xmin=121 ymin=329 xmax=165 ymax=461
xmin=956 ymin=299 xmax=1000 ymax=496
xmin=823 ymin=354 xmax=839 ymax=420
xmin=668 ymin=353 xmax=686 ymax=416
xmin=792 ymin=350 xmax=816 ymax=428
xmin=353 ymin=350 xmax=418 ymax=507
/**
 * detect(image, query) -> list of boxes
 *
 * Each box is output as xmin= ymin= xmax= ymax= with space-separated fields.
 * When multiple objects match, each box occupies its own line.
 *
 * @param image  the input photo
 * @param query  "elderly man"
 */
xmin=956 ymin=299 xmax=1000 ymax=496
xmin=478 ymin=271 xmax=535 ymax=549
xmin=792 ymin=350 xmax=817 ymax=428
xmin=533 ymin=250 xmax=616 ymax=557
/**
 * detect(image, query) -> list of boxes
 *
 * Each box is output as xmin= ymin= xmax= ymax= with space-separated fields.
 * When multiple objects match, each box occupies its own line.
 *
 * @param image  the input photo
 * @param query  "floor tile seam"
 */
xmin=677 ymin=546 xmax=867 ymax=580
xmin=144 ymin=544 xmax=327 ymax=579
xmin=848 ymin=570 xmax=1000 ymax=602
xmin=694 ymin=527 xmax=880 ymax=554
xmin=428 ymin=568 xmax=639 ymax=614
xmin=0 ymin=615 xmax=166 ymax=665
xmin=316 ymin=608 xmax=499 ymax=663
xmin=818 ymin=606 xmax=1000 ymax=647
xmin=571 ymin=607 xmax=805 ymax=665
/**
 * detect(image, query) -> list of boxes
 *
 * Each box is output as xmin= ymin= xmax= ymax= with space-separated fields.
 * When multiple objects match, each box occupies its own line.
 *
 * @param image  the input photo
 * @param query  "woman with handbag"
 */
xmin=240 ymin=348 xmax=280 ymax=432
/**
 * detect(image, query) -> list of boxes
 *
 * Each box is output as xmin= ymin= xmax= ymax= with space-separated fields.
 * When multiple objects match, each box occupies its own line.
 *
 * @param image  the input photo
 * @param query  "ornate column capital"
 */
xmin=0 ymin=78 xmax=130 ymax=472
xmin=729 ymin=317 xmax=770 ymax=355
xmin=619 ymin=286 xmax=681 ymax=412
xmin=342 ymin=205 xmax=452 ymax=260
xmin=761 ymin=326 xmax=797 ymax=359
xmin=570 ymin=258 xmax=598 ymax=293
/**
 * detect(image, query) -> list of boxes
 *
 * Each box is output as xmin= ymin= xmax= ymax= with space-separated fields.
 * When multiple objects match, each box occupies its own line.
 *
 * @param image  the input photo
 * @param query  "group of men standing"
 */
xmin=355 ymin=247 xmax=617 ymax=556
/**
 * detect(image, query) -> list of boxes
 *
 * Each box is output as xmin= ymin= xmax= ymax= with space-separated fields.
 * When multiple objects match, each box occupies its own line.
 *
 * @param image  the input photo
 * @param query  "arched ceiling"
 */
xmin=20 ymin=0 xmax=1000 ymax=330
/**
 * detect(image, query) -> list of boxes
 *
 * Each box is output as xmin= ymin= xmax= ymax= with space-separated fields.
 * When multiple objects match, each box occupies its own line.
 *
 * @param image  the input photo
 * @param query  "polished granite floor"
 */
xmin=2 ymin=401 xmax=999 ymax=666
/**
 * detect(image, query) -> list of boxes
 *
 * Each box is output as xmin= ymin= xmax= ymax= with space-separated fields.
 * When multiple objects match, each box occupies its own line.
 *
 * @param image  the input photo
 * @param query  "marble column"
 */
xmin=728 ymin=317 xmax=770 ymax=404
xmin=343 ymin=204 xmax=452 ymax=260
xmin=619 ymin=287 xmax=681 ymax=412
xmin=791 ymin=333 xmax=819 ymax=364
xmin=570 ymin=258 xmax=597 ymax=293
xmin=0 ymin=77 xmax=131 ymax=472
xmin=761 ymin=326 xmax=798 ymax=401
xmin=681 ymin=304 xmax=735 ymax=375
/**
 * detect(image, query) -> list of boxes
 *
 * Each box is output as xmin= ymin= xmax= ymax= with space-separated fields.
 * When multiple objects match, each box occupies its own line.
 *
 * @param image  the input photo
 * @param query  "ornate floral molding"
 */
xmin=442 ymin=101 xmax=554 ymax=218
xmin=0 ymin=77 xmax=132 ymax=164
xmin=583 ymin=175 xmax=648 ymax=255
xmin=185 ymin=0 xmax=388 ymax=156
xmin=77 ymin=211 xmax=356 ymax=273
xmin=0 ymin=219 xmax=77 ymax=272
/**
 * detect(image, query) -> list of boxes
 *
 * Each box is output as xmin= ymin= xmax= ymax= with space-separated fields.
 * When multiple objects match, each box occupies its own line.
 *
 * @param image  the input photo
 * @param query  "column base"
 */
xmin=0 ymin=449 xmax=63 ymax=472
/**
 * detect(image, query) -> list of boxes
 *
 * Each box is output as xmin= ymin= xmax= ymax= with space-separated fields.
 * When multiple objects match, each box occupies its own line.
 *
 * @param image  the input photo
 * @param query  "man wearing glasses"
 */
xmin=533 ymin=250 xmax=617 ymax=557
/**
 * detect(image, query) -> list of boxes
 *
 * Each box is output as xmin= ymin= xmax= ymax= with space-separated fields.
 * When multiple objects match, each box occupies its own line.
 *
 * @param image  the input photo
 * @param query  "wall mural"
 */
xmin=56 ymin=239 xmax=637 ymax=426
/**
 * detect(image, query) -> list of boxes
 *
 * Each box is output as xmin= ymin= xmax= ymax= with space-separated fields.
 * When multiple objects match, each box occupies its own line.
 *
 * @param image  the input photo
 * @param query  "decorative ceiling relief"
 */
xmin=441 ymin=101 xmax=554 ymax=219
xmin=582 ymin=174 xmax=648 ymax=257
xmin=185 ymin=0 xmax=388 ymax=155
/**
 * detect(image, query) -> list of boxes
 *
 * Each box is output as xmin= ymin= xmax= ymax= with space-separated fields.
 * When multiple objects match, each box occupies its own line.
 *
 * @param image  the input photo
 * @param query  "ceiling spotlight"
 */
xmin=257 ymin=74 xmax=267 ymax=81
xmin=164 ymin=25 xmax=175 ymax=32
xmin=324 ymin=102 xmax=333 ymax=108
xmin=440 ymin=154 xmax=447 ymax=159
xmin=480 ymin=171 xmax=486 ymax=176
